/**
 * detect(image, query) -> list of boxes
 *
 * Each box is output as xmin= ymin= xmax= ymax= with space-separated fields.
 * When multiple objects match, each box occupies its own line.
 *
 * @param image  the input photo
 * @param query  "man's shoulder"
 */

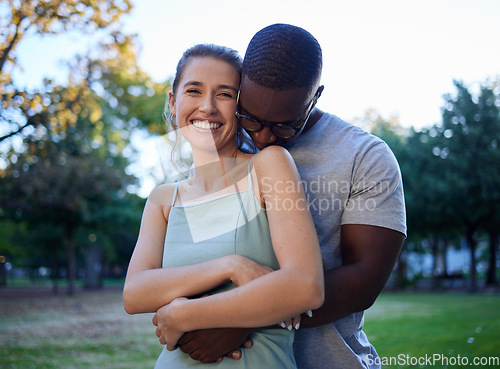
xmin=299 ymin=112 xmax=384 ymax=154
xmin=323 ymin=113 xmax=382 ymax=143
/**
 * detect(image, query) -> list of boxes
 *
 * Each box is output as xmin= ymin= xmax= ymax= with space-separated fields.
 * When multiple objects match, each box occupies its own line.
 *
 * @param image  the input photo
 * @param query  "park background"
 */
xmin=1 ymin=0 xmax=499 ymax=368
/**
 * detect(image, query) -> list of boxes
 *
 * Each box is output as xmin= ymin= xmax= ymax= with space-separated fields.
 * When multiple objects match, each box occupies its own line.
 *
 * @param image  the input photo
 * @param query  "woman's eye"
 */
xmin=219 ymin=92 xmax=234 ymax=98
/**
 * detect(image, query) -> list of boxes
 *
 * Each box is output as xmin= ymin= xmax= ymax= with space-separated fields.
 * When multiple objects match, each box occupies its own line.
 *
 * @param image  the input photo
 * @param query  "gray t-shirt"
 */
xmin=287 ymin=112 xmax=406 ymax=369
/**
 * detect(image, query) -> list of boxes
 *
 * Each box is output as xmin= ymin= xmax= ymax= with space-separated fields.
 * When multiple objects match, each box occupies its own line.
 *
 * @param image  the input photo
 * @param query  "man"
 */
xmin=156 ymin=24 xmax=406 ymax=368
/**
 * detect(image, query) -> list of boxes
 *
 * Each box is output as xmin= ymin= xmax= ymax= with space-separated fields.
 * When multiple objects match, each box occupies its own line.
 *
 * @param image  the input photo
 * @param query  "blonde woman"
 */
xmin=123 ymin=44 xmax=324 ymax=368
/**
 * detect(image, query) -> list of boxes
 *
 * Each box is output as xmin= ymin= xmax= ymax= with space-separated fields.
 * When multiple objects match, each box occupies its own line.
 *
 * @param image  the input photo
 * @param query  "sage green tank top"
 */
xmin=155 ymin=160 xmax=296 ymax=368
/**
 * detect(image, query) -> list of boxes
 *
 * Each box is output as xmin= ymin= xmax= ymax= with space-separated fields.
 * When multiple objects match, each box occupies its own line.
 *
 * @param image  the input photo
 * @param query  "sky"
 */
xmin=10 ymin=0 xmax=500 ymax=195
xmin=13 ymin=0 xmax=500 ymax=130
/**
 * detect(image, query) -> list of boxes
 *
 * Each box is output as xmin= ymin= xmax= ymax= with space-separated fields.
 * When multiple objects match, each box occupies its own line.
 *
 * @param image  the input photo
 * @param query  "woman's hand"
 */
xmin=153 ymin=297 xmax=189 ymax=351
xmin=228 ymin=255 xmax=274 ymax=287
xmin=280 ymin=314 xmax=301 ymax=331
xmin=280 ymin=309 xmax=313 ymax=330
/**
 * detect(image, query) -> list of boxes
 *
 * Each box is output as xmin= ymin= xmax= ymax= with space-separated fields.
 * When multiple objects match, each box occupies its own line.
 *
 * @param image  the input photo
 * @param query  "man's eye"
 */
xmin=186 ymin=89 xmax=200 ymax=94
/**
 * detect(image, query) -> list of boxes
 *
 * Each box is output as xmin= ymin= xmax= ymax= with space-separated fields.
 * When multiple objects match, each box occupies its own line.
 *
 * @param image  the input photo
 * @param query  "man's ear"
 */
xmin=317 ymin=85 xmax=325 ymax=99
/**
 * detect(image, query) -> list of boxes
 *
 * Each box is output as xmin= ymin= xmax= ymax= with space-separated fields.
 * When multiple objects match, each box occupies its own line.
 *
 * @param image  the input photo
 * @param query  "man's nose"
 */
xmin=251 ymin=126 xmax=277 ymax=148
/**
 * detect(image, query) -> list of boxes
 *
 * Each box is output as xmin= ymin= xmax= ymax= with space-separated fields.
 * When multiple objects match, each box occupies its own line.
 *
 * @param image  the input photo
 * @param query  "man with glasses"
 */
xmin=157 ymin=24 xmax=407 ymax=369
xmin=235 ymin=89 xmax=321 ymax=145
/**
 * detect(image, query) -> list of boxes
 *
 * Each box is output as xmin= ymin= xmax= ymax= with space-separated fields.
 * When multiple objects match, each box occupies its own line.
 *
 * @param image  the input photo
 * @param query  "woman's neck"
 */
xmin=190 ymin=145 xmax=241 ymax=192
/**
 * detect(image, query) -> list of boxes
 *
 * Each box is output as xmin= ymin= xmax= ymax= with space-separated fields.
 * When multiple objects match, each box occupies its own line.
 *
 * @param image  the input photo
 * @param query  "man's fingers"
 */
xmin=152 ymin=314 xmax=158 ymax=326
xmin=177 ymin=332 xmax=194 ymax=346
xmin=181 ymin=347 xmax=222 ymax=364
xmin=178 ymin=341 xmax=196 ymax=355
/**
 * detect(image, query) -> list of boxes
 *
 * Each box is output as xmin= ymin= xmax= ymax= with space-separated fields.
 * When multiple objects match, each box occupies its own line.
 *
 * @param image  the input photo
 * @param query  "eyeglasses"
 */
xmin=235 ymin=90 xmax=320 ymax=139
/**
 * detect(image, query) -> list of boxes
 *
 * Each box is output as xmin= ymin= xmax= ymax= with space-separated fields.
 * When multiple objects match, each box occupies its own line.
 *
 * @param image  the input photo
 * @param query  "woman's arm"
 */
xmin=155 ymin=147 xmax=324 ymax=350
xmin=123 ymin=184 xmax=253 ymax=314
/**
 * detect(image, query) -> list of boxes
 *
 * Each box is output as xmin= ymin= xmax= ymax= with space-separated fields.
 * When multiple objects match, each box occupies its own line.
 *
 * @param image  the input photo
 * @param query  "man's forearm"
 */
xmin=300 ymin=225 xmax=404 ymax=329
xmin=299 ymin=265 xmax=385 ymax=328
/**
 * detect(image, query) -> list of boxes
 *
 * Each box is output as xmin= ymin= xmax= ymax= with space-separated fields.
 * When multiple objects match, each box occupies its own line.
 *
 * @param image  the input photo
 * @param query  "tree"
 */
xmin=356 ymin=81 xmax=500 ymax=291
xmin=1 ymin=0 xmax=133 ymax=141
xmin=365 ymin=110 xmax=467 ymax=289
xmin=404 ymin=127 xmax=463 ymax=287
xmin=0 ymin=0 xmax=170 ymax=294
xmin=436 ymin=79 xmax=500 ymax=290
xmin=357 ymin=111 xmax=409 ymax=287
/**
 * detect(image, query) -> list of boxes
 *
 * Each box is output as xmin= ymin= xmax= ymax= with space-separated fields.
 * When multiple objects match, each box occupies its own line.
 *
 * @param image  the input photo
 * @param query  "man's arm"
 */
xmin=172 ymin=224 xmax=403 ymax=362
xmin=300 ymin=224 xmax=404 ymax=328
xmin=176 ymin=328 xmax=255 ymax=363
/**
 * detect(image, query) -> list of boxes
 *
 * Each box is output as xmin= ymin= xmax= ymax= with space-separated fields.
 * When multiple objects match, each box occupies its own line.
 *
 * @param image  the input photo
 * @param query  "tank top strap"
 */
xmin=171 ymin=182 xmax=179 ymax=206
xmin=247 ymin=156 xmax=256 ymax=192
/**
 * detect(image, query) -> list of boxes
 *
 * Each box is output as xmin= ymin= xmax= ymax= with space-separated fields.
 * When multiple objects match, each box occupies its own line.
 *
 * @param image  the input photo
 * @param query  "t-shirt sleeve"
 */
xmin=341 ymin=141 xmax=407 ymax=236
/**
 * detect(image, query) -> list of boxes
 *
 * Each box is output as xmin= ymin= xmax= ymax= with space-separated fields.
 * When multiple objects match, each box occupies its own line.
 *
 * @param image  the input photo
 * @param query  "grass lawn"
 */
xmin=1 ymin=289 xmax=499 ymax=368
xmin=0 ymin=289 xmax=162 ymax=369
xmin=364 ymin=292 xmax=500 ymax=368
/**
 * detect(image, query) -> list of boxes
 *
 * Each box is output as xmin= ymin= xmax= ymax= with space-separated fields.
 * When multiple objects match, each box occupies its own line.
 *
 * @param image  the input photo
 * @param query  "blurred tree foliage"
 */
xmin=1 ymin=0 xmax=131 ymax=140
xmin=370 ymin=78 xmax=500 ymax=290
xmin=435 ymin=79 xmax=500 ymax=290
xmin=0 ymin=0 xmax=170 ymax=294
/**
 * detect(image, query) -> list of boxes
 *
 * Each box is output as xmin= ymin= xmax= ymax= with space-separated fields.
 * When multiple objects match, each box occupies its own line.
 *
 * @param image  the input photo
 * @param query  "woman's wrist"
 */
xmin=169 ymin=298 xmax=192 ymax=332
xmin=223 ymin=254 xmax=241 ymax=285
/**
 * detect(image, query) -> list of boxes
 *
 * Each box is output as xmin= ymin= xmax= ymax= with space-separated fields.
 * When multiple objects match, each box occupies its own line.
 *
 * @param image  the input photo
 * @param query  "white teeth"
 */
xmin=193 ymin=120 xmax=221 ymax=130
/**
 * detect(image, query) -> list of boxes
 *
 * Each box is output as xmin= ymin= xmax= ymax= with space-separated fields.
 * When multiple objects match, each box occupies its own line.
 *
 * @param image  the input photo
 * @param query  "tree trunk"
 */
xmin=431 ymin=236 xmax=440 ymax=290
xmin=51 ymin=245 xmax=61 ymax=294
xmin=442 ymin=239 xmax=449 ymax=276
xmin=51 ymin=266 xmax=59 ymax=295
xmin=465 ymin=229 xmax=477 ymax=293
xmin=486 ymin=230 xmax=498 ymax=286
xmin=0 ymin=259 xmax=6 ymax=287
xmin=84 ymin=244 xmax=103 ymax=289
xmin=65 ymin=223 xmax=76 ymax=296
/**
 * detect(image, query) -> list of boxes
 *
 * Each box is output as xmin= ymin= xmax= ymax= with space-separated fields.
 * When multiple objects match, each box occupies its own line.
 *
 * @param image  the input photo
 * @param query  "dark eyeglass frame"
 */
xmin=235 ymin=90 xmax=320 ymax=139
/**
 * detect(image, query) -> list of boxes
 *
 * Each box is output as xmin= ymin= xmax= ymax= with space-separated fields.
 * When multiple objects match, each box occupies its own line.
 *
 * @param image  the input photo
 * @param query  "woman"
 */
xmin=123 ymin=44 xmax=324 ymax=368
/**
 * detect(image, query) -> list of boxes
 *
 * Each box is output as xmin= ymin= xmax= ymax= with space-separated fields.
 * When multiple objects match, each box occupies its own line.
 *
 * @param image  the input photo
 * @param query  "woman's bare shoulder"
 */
xmin=146 ymin=182 xmax=179 ymax=207
xmin=252 ymin=146 xmax=296 ymax=174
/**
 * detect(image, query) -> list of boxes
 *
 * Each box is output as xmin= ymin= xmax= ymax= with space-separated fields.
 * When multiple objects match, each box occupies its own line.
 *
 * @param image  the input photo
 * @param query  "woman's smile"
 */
xmin=192 ymin=120 xmax=222 ymax=131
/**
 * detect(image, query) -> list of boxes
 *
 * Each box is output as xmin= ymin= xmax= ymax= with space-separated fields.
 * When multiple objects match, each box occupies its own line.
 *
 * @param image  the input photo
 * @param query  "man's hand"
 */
xmin=177 ymin=328 xmax=255 ymax=363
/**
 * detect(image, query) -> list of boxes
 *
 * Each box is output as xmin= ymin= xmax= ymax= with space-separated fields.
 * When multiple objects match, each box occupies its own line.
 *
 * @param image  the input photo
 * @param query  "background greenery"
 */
xmin=0 ymin=2 xmax=498 ymax=368
xmin=364 ymin=293 xmax=500 ymax=368
xmin=1 ymin=1 xmax=499 ymax=293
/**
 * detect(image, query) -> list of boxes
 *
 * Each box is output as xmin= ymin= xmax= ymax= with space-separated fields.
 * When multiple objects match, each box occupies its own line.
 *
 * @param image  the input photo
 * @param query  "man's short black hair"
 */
xmin=242 ymin=23 xmax=322 ymax=91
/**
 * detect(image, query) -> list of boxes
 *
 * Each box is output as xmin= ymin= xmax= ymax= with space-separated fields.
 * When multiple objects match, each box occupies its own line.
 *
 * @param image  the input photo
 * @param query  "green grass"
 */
xmin=364 ymin=292 xmax=500 ymax=368
xmin=1 ymin=290 xmax=499 ymax=368
xmin=0 ymin=290 xmax=162 ymax=369
xmin=4 ymin=277 xmax=126 ymax=289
